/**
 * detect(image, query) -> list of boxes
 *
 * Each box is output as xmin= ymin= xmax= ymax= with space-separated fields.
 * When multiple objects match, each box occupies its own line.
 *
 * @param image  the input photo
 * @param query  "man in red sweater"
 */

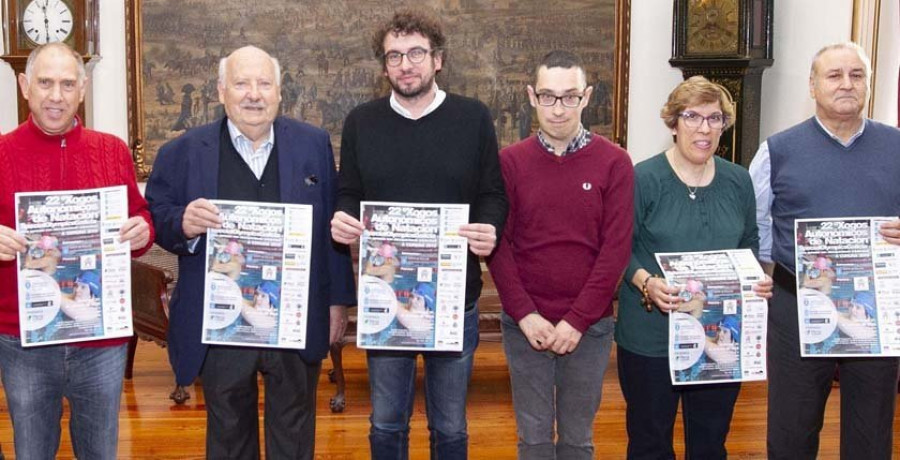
xmin=0 ymin=43 xmax=153 ymax=459
xmin=487 ymin=50 xmax=634 ymax=459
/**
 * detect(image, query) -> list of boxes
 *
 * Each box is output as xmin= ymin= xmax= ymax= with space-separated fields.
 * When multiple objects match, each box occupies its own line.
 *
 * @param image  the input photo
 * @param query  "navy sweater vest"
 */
xmin=768 ymin=118 xmax=900 ymax=270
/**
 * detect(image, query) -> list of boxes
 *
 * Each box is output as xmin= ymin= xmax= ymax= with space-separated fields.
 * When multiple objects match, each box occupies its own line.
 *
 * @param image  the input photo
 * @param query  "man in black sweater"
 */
xmin=331 ymin=10 xmax=507 ymax=460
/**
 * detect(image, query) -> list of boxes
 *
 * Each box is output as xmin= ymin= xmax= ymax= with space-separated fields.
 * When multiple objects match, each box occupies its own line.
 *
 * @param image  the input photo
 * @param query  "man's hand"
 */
xmin=879 ymin=219 xmax=900 ymax=245
xmin=182 ymin=198 xmax=221 ymax=239
xmin=331 ymin=211 xmax=364 ymax=245
xmin=550 ymin=320 xmax=583 ymax=355
xmin=753 ymin=275 xmax=774 ymax=299
xmin=458 ymin=223 xmax=497 ymax=256
xmin=120 ymin=216 xmax=151 ymax=251
xmin=0 ymin=225 xmax=26 ymax=262
xmin=329 ymin=305 xmax=349 ymax=345
xmin=518 ymin=312 xmax=556 ymax=351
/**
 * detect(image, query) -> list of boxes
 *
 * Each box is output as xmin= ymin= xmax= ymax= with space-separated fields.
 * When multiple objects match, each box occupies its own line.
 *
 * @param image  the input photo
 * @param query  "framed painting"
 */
xmin=126 ymin=0 xmax=631 ymax=179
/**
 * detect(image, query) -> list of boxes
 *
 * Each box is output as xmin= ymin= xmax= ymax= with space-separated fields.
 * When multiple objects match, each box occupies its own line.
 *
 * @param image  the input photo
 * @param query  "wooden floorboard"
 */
xmin=0 ymin=338 xmax=898 ymax=458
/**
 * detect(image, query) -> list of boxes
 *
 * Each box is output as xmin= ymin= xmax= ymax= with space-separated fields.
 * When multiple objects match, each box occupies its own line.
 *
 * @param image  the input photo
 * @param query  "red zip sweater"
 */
xmin=487 ymin=135 xmax=634 ymax=332
xmin=0 ymin=117 xmax=154 ymax=346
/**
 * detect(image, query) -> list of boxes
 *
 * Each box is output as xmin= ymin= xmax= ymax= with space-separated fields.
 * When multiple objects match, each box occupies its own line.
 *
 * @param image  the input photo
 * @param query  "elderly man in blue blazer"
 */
xmin=145 ymin=45 xmax=356 ymax=460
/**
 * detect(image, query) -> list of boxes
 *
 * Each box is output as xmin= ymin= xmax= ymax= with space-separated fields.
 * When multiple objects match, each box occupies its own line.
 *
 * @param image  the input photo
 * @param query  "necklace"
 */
xmin=671 ymin=151 xmax=709 ymax=200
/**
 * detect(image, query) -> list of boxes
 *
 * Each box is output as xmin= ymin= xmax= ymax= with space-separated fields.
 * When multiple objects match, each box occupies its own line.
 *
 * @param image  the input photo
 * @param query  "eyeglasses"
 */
xmin=384 ymin=47 xmax=435 ymax=67
xmin=368 ymin=254 xmax=386 ymax=267
xmin=678 ymin=111 xmax=727 ymax=130
xmin=535 ymin=93 xmax=584 ymax=108
xmin=28 ymin=246 xmax=45 ymax=259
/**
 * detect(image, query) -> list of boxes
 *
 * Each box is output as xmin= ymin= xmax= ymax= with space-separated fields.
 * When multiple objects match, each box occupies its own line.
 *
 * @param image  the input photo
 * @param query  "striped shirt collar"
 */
xmin=226 ymin=119 xmax=275 ymax=180
xmin=814 ymin=115 xmax=866 ymax=147
xmin=389 ymin=83 xmax=447 ymax=120
xmin=537 ymin=125 xmax=591 ymax=156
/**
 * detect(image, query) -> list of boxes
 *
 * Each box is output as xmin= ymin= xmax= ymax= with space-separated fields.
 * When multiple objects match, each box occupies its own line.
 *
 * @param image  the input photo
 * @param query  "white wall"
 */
xmin=758 ymin=0 xmax=853 ymax=141
xmin=873 ymin=0 xmax=899 ymax=125
xmin=1 ymin=1 xmax=895 ymax=155
xmin=625 ymin=1 xmax=684 ymax=162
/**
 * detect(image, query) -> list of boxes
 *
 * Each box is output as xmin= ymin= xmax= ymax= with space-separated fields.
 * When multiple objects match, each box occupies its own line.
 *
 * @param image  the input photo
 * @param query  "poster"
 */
xmin=357 ymin=201 xmax=469 ymax=351
xmin=15 ymin=186 xmax=133 ymax=346
xmin=656 ymin=249 xmax=768 ymax=385
xmin=202 ymin=200 xmax=312 ymax=349
xmin=795 ymin=217 xmax=900 ymax=357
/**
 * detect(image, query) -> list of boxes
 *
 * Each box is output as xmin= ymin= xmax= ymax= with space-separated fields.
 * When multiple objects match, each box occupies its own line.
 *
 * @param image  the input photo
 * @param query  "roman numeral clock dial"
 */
xmin=22 ymin=0 xmax=74 ymax=45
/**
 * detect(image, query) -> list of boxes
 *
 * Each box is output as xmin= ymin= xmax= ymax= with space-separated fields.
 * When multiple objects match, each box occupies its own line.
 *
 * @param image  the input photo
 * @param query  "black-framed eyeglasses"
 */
xmin=678 ymin=111 xmax=727 ymax=130
xmin=535 ymin=93 xmax=584 ymax=108
xmin=384 ymin=47 xmax=435 ymax=67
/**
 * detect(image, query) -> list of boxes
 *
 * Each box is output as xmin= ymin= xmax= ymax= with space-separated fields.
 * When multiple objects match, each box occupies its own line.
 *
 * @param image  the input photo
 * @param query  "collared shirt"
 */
xmin=537 ymin=125 xmax=592 ymax=156
xmin=389 ymin=84 xmax=447 ymax=120
xmin=227 ymin=119 xmax=275 ymax=180
xmin=186 ymin=120 xmax=276 ymax=254
xmin=749 ymin=117 xmax=868 ymax=262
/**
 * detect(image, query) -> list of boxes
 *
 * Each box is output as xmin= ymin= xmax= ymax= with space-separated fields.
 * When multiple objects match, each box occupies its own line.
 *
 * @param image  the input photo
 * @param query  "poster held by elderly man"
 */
xmin=655 ymin=249 xmax=768 ymax=385
xmin=795 ymin=217 xmax=900 ymax=357
xmin=202 ymin=200 xmax=312 ymax=349
xmin=357 ymin=201 xmax=469 ymax=351
xmin=15 ymin=186 xmax=133 ymax=346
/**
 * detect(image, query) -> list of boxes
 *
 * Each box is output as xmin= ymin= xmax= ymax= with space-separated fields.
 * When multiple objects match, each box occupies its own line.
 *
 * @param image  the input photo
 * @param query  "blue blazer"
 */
xmin=145 ymin=117 xmax=356 ymax=385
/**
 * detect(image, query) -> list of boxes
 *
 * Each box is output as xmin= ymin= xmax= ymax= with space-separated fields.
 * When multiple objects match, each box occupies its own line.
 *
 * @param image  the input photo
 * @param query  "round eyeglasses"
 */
xmin=384 ymin=47 xmax=435 ymax=67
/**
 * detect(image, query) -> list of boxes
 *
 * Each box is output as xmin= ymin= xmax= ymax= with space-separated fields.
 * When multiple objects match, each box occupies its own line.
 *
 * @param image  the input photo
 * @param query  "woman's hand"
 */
xmin=646 ymin=277 xmax=683 ymax=312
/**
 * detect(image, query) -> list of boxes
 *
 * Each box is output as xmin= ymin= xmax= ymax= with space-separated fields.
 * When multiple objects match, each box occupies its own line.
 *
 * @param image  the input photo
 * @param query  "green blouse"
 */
xmin=614 ymin=152 xmax=759 ymax=357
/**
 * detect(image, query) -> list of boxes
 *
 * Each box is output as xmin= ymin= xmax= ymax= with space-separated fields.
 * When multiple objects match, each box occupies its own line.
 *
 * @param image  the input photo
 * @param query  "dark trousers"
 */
xmin=201 ymin=346 xmax=321 ymax=460
xmin=617 ymin=346 xmax=740 ymax=460
xmin=767 ymin=281 xmax=898 ymax=459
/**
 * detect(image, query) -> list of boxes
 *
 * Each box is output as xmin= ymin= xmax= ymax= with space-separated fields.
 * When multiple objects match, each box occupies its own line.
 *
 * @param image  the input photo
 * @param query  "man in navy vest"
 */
xmin=750 ymin=42 xmax=900 ymax=460
xmin=146 ymin=46 xmax=356 ymax=459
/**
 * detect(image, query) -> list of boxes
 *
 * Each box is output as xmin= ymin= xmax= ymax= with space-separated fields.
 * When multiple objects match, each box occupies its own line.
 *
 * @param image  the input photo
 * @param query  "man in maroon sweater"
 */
xmin=0 ymin=43 xmax=153 ymax=459
xmin=487 ymin=50 xmax=633 ymax=459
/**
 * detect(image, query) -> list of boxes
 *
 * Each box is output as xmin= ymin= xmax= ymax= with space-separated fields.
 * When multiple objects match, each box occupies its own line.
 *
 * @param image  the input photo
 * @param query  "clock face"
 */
xmin=21 ymin=0 xmax=75 ymax=46
xmin=686 ymin=0 xmax=739 ymax=55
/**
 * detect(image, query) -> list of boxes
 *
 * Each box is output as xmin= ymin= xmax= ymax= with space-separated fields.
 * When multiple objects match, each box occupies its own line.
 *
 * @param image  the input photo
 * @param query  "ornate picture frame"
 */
xmin=126 ymin=0 xmax=631 ymax=180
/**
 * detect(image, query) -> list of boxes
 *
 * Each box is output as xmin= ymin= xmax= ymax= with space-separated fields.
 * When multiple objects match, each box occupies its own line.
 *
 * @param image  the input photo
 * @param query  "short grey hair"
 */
xmin=24 ymin=43 xmax=87 ymax=83
xmin=217 ymin=46 xmax=281 ymax=86
xmin=810 ymin=42 xmax=872 ymax=81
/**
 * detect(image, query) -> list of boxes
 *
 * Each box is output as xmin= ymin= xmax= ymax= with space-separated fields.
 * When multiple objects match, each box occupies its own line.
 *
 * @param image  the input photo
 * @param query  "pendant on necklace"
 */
xmin=689 ymin=192 xmax=697 ymax=200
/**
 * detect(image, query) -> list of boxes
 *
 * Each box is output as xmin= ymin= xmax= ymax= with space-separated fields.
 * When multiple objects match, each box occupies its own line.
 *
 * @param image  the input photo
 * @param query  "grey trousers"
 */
xmin=767 ymin=282 xmax=898 ymax=459
xmin=501 ymin=312 xmax=614 ymax=460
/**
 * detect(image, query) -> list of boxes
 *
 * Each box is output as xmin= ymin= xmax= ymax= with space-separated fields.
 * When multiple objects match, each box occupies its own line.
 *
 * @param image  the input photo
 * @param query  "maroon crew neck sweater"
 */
xmin=487 ymin=135 xmax=634 ymax=332
xmin=0 ymin=117 xmax=154 ymax=347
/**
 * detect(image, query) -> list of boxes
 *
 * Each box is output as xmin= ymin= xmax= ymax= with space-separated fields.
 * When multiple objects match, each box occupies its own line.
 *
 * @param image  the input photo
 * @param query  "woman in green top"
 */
xmin=615 ymin=76 xmax=773 ymax=459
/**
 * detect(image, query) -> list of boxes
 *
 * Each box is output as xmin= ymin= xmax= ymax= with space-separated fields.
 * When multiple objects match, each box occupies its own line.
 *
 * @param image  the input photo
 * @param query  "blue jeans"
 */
xmin=367 ymin=305 xmax=479 ymax=460
xmin=0 ymin=334 xmax=126 ymax=460
xmin=502 ymin=313 xmax=614 ymax=460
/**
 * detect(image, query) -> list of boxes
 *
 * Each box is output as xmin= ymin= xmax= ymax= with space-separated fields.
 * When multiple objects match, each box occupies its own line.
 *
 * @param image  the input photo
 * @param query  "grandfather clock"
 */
xmin=670 ymin=0 xmax=773 ymax=166
xmin=1 ymin=0 xmax=98 ymax=124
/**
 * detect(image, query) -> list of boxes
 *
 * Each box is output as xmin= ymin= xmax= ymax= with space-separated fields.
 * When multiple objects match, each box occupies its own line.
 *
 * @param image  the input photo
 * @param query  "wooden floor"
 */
xmin=0 ymin=338 xmax=897 ymax=459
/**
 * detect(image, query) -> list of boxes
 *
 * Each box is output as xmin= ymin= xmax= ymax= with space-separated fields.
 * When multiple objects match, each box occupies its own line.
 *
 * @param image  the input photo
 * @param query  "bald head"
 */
xmin=218 ymin=46 xmax=281 ymax=87
xmin=25 ymin=42 xmax=86 ymax=84
xmin=216 ymin=46 xmax=282 ymax=147
xmin=18 ymin=42 xmax=86 ymax=135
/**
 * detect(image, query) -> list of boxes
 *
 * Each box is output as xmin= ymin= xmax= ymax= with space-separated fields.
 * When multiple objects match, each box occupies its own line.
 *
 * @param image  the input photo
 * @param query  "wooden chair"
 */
xmin=127 ymin=248 xmax=191 ymax=404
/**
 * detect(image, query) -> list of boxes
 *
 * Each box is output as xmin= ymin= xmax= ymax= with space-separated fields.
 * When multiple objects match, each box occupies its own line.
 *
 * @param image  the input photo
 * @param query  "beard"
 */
xmin=389 ymin=71 xmax=435 ymax=100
